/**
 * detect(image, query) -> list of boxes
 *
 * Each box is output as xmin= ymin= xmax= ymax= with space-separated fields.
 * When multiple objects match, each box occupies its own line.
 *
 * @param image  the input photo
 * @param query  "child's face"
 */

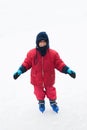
xmin=39 ymin=40 xmax=47 ymax=47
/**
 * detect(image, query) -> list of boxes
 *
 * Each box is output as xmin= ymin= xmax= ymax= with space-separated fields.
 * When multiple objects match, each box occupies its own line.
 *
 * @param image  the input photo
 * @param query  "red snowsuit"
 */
xmin=22 ymin=48 xmax=66 ymax=100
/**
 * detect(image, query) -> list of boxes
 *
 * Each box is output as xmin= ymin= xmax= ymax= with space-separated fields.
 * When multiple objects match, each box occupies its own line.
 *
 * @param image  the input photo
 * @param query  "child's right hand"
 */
xmin=13 ymin=70 xmax=22 ymax=80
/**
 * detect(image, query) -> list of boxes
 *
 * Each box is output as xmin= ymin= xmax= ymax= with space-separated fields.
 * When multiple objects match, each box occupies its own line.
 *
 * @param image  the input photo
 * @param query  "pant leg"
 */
xmin=34 ymin=85 xmax=45 ymax=100
xmin=45 ymin=86 xmax=57 ymax=100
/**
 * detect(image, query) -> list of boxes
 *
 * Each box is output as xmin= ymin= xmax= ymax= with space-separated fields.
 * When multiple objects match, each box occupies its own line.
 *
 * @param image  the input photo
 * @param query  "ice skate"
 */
xmin=50 ymin=100 xmax=59 ymax=113
xmin=38 ymin=100 xmax=45 ymax=113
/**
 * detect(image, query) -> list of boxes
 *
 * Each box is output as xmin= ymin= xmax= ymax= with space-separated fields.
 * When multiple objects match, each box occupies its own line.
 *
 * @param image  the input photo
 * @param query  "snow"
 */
xmin=0 ymin=0 xmax=87 ymax=130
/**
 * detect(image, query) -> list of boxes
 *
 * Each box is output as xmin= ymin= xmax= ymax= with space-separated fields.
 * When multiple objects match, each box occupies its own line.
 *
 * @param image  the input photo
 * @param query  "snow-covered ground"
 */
xmin=0 ymin=0 xmax=87 ymax=130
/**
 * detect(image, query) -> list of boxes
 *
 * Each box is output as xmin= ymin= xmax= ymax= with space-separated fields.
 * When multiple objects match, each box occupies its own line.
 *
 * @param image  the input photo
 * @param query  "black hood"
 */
xmin=36 ymin=32 xmax=49 ymax=48
xmin=36 ymin=32 xmax=49 ymax=56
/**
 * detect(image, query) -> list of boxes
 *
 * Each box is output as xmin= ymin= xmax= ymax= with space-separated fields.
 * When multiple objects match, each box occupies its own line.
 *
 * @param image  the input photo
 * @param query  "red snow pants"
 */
xmin=34 ymin=85 xmax=57 ymax=100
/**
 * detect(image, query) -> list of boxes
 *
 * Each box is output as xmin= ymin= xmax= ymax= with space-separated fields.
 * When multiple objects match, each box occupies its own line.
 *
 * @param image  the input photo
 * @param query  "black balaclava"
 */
xmin=36 ymin=32 xmax=49 ymax=56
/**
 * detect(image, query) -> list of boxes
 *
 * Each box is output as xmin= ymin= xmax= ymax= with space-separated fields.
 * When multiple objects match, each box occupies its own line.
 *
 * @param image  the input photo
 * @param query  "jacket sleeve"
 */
xmin=22 ymin=51 xmax=32 ymax=70
xmin=54 ymin=52 xmax=69 ymax=72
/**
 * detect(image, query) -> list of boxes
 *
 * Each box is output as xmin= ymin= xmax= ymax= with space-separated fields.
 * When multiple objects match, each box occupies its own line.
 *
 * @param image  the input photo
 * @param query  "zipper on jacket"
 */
xmin=42 ymin=57 xmax=44 ymax=87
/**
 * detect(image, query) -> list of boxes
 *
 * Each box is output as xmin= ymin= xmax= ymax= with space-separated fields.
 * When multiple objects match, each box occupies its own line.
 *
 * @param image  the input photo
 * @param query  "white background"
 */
xmin=0 ymin=0 xmax=87 ymax=130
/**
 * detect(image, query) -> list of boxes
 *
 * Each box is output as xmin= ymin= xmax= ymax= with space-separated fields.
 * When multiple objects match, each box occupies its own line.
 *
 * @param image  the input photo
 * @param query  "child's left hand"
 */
xmin=67 ymin=68 xmax=76 ymax=78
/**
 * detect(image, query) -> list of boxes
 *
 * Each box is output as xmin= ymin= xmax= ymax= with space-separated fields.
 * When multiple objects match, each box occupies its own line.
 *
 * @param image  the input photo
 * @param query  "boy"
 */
xmin=13 ymin=32 xmax=76 ymax=113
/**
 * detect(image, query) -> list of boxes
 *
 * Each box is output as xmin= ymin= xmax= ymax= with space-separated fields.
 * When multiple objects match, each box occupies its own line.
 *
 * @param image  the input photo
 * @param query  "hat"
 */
xmin=36 ymin=32 xmax=49 ymax=47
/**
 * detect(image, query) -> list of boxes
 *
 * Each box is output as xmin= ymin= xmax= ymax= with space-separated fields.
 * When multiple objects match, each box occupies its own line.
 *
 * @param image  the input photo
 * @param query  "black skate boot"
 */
xmin=38 ymin=100 xmax=45 ymax=113
xmin=50 ymin=100 xmax=59 ymax=113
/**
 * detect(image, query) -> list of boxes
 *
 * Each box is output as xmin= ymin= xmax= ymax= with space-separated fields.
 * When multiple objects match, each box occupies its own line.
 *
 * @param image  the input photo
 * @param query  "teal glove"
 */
xmin=67 ymin=68 xmax=76 ymax=78
xmin=13 ymin=65 xmax=27 ymax=80
xmin=13 ymin=69 xmax=22 ymax=79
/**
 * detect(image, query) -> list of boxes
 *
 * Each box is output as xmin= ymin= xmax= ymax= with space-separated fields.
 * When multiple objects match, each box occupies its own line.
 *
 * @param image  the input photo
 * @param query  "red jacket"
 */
xmin=22 ymin=48 xmax=66 ymax=86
